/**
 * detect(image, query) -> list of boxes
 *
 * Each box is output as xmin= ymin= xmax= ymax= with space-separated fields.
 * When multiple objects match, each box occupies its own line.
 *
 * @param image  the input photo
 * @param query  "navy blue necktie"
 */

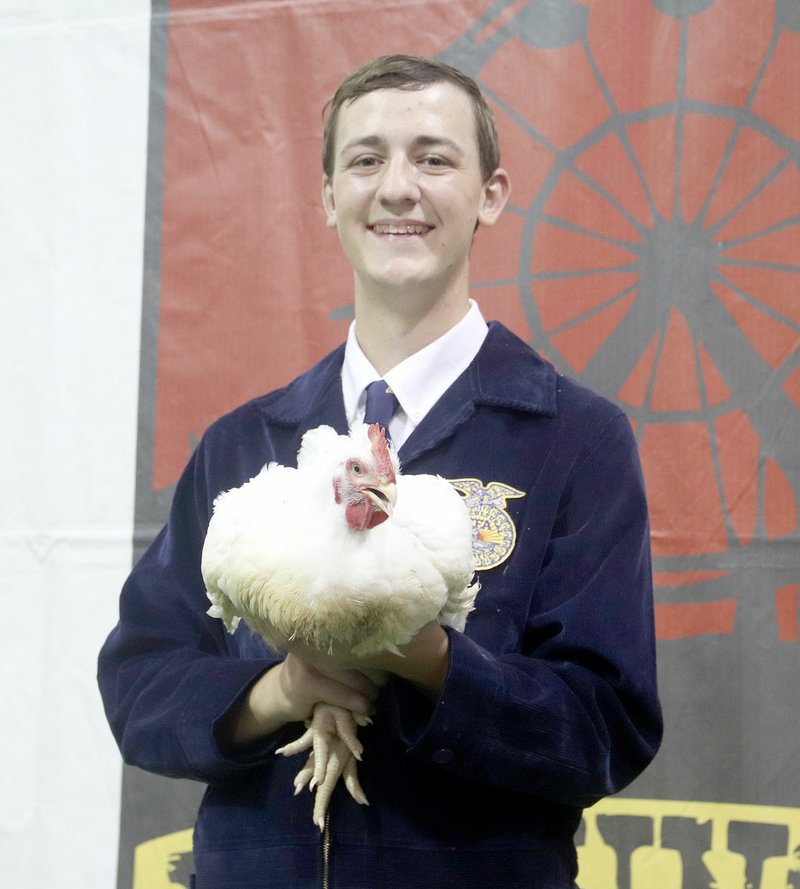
xmin=363 ymin=380 xmax=399 ymax=439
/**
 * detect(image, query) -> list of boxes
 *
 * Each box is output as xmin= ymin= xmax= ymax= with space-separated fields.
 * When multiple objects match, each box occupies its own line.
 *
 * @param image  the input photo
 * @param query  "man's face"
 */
xmin=322 ymin=82 xmax=508 ymax=302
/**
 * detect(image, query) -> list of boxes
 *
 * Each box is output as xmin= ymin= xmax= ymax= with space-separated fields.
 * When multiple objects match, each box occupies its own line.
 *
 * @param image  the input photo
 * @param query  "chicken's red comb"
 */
xmin=367 ymin=423 xmax=396 ymax=479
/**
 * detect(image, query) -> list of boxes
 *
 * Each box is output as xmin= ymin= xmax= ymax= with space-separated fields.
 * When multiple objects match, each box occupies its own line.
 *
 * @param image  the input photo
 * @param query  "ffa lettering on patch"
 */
xmin=449 ymin=479 xmax=526 ymax=571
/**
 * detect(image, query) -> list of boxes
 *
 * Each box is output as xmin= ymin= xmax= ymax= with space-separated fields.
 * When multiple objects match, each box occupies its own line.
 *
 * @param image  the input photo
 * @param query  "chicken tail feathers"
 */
xmin=438 ymin=576 xmax=480 ymax=633
xmin=205 ymin=591 xmax=242 ymax=634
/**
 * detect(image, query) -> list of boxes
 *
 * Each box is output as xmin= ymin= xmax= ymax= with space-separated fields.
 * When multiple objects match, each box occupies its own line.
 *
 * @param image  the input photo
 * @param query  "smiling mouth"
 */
xmin=370 ymin=223 xmax=431 ymax=235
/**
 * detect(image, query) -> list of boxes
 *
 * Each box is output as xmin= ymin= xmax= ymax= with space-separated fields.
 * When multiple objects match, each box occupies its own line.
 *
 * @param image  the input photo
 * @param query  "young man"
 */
xmin=99 ymin=55 xmax=662 ymax=889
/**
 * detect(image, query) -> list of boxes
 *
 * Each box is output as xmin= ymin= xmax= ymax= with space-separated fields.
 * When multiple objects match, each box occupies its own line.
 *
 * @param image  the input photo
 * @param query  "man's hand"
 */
xmin=295 ymin=621 xmax=451 ymax=700
xmin=224 ymin=653 xmax=379 ymax=750
xmin=365 ymin=621 xmax=450 ymax=699
xmin=223 ymin=622 xmax=449 ymax=751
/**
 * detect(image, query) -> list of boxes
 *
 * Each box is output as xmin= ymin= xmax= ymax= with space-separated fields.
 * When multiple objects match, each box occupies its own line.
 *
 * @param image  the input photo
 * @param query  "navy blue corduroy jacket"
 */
xmin=98 ymin=322 xmax=662 ymax=889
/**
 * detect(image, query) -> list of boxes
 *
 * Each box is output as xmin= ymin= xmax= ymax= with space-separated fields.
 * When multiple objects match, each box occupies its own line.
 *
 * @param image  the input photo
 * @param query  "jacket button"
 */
xmin=432 ymin=748 xmax=454 ymax=764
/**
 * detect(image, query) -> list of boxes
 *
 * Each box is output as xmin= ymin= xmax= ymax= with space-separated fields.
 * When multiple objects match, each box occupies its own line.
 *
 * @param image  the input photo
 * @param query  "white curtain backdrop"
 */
xmin=0 ymin=2 xmax=150 ymax=886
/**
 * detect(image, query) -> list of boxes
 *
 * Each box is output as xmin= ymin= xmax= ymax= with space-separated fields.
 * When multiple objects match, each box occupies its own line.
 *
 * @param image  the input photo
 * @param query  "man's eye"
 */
xmin=420 ymin=155 xmax=449 ymax=168
xmin=352 ymin=156 xmax=379 ymax=168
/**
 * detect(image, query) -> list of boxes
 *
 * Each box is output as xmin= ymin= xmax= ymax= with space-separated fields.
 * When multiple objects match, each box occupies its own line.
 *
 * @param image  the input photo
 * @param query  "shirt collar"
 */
xmin=342 ymin=300 xmax=488 ymax=445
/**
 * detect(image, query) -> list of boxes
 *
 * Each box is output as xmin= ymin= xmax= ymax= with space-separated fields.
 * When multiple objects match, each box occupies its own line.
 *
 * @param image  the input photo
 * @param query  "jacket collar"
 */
xmin=254 ymin=322 xmax=558 ymax=462
xmin=397 ymin=322 xmax=557 ymax=464
xmin=468 ymin=321 xmax=557 ymax=415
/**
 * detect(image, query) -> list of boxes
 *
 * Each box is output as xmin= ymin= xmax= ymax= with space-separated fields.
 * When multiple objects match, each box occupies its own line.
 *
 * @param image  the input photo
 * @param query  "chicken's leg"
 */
xmin=276 ymin=703 xmax=370 ymax=829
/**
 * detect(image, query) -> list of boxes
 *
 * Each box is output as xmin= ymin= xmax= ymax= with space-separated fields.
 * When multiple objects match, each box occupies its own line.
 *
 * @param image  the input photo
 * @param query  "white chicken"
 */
xmin=201 ymin=423 xmax=478 ymax=828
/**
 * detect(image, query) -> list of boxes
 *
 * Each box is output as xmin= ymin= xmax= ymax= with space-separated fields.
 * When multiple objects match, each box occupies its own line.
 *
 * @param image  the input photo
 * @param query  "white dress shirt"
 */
xmin=341 ymin=300 xmax=489 ymax=449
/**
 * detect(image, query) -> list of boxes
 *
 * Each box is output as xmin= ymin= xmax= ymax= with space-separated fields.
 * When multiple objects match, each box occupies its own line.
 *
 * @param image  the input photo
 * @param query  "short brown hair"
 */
xmin=322 ymin=54 xmax=500 ymax=182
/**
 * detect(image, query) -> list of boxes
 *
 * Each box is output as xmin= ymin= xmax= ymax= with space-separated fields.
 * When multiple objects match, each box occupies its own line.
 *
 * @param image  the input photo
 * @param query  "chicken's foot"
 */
xmin=276 ymin=703 xmax=370 ymax=830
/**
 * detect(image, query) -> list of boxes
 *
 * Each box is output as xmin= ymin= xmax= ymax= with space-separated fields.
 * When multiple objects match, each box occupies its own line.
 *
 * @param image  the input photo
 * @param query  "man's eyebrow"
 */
xmin=412 ymin=135 xmax=465 ymax=156
xmin=338 ymin=134 xmax=465 ymax=156
xmin=339 ymin=135 xmax=385 ymax=155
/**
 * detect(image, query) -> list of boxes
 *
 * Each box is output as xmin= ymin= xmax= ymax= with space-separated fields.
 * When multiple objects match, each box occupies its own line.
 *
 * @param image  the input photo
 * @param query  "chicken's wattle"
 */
xmin=344 ymin=497 xmax=389 ymax=531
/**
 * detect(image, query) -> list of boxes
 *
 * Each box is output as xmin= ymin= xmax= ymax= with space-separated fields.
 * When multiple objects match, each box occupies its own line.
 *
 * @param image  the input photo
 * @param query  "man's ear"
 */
xmin=477 ymin=168 xmax=511 ymax=228
xmin=322 ymin=174 xmax=337 ymax=228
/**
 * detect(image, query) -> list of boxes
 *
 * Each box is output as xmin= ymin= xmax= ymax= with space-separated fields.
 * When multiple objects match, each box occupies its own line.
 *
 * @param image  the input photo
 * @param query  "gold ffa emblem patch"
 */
xmin=449 ymin=479 xmax=526 ymax=571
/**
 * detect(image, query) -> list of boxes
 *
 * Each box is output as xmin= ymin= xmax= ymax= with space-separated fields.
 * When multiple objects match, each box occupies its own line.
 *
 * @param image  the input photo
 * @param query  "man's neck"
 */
xmin=353 ymin=284 xmax=471 ymax=376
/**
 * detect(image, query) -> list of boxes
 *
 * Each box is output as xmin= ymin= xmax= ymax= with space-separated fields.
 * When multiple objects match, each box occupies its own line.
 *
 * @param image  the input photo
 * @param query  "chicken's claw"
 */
xmin=276 ymin=703 xmax=369 ymax=830
xmin=342 ymin=755 xmax=368 ymax=806
xmin=275 ymin=726 xmax=314 ymax=758
xmin=311 ymin=738 xmax=367 ymax=830
xmin=292 ymin=759 xmax=315 ymax=795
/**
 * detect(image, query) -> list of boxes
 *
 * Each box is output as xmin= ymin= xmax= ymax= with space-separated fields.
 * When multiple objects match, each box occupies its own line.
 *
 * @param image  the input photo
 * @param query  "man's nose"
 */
xmin=376 ymin=155 xmax=421 ymax=205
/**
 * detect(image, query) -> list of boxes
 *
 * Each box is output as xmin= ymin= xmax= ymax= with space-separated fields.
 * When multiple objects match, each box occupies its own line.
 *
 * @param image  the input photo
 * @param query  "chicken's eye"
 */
xmin=352 ymin=462 xmax=363 ymax=475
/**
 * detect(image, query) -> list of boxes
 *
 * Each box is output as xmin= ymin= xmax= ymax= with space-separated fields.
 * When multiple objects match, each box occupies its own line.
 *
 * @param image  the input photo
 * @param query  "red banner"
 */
xmin=126 ymin=1 xmax=800 ymax=886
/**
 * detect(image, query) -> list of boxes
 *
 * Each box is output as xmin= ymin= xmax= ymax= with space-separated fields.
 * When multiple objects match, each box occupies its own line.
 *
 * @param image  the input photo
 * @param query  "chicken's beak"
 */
xmin=364 ymin=481 xmax=397 ymax=517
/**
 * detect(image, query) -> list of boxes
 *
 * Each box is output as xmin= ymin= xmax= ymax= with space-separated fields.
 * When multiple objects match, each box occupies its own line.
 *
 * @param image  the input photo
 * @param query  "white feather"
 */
xmin=201 ymin=424 xmax=477 ymax=657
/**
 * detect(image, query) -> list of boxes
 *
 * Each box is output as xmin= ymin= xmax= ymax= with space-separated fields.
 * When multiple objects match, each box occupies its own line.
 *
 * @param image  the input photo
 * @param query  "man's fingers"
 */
xmin=311 ymin=671 xmax=375 ymax=718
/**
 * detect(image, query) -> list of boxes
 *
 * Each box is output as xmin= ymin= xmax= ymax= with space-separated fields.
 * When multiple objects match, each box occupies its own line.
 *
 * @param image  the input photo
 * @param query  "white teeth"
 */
xmin=372 ymin=224 xmax=429 ymax=235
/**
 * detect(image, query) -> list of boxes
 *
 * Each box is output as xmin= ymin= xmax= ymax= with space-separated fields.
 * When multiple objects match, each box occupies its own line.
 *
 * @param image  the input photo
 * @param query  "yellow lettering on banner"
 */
xmin=132 ymin=828 xmax=193 ymax=889
xmin=577 ymin=798 xmax=800 ymax=889
xmin=131 ymin=800 xmax=800 ymax=888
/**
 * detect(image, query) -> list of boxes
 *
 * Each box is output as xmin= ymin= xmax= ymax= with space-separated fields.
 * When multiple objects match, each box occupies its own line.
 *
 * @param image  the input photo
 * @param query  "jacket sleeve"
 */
xmin=97 ymin=431 xmax=284 ymax=784
xmin=394 ymin=411 xmax=662 ymax=809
